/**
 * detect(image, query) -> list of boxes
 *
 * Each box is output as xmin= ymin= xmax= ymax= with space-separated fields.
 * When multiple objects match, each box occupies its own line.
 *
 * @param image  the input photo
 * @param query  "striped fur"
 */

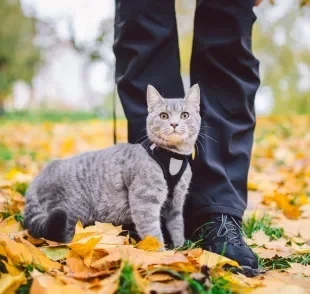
xmin=24 ymin=85 xmax=201 ymax=246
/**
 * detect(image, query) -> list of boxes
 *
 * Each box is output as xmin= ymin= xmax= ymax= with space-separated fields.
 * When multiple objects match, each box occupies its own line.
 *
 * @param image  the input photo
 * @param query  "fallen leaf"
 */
xmin=285 ymin=263 xmax=310 ymax=277
xmin=0 ymin=272 xmax=27 ymax=294
xmin=0 ymin=216 xmax=23 ymax=234
xmin=40 ymin=246 xmax=69 ymax=261
xmin=69 ymin=234 xmax=102 ymax=267
xmin=0 ymin=233 xmax=32 ymax=265
xmin=198 ymin=250 xmax=241 ymax=270
xmin=264 ymin=238 xmax=288 ymax=250
xmin=19 ymin=237 xmax=62 ymax=271
xmin=30 ymin=275 xmax=85 ymax=294
xmin=146 ymin=280 xmax=189 ymax=294
xmin=252 ymin=231 xmax=270 ymax=246
xmin=253 ymin=247 xmax=292 ymax=259
xmin=136 ymin=236 xmax=163 ymax=252
xmin=283 ymin=206 xmax=301 ymax=220
xmin=91 ymin=247 xmax=190 ymax=270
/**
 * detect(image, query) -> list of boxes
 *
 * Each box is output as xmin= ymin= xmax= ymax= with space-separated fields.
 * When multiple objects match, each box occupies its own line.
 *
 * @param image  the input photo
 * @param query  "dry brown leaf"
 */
xmin=252 ymin=283 xmax=307 ymax=294
xmin=65 ymin=250 xmax=101 ymax=279
xmin=136 ymin=236 xmax=163 ymax=252
xmin=253 ymin=247 xmax=292 ymax=259
xmin=251 ymin=231 xmax=270 ymax=246
xmin=264 ymin=238 xmax=288 ymax=250
xmin=252 ymin=270 xmax=310 ymax=293
xmin=299 ymin=225 xmax=310 ymax=241
xmin=285 ymin=263 xmax=310 ymax=277
xmin=30 ymin=275 xmax=85 ymax=294
xmin=91 ymin=247 xmax=190 ymax=270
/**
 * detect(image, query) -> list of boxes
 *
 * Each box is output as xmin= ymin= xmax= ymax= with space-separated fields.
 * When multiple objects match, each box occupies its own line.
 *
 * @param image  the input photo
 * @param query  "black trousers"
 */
xmin=114 ymin=0 xmax=260 ymax=237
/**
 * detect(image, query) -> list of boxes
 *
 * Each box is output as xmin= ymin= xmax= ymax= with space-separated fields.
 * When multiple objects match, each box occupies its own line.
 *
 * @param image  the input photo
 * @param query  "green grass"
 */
xmin=176 ymin=239 xmax=202 ymax=251
xmin=243 ymin=214 xmax=284 ymax=240
xmin=289 ymin=254 xmax=310 ymax=266
xmin=14 ymin=213 xmax=24 ymax=223
xmin=208 ymin=276 xmax=234 ymax=294
xmin=0 ymin=110 xmax=99 ymax=123
xmin=0 ymin=144 xmax=13 ymax=161
xmin=0 ymin=144 xmax=37 ymax=163
xmin=13 ymin=182 xmax=29 ymax=196
xmin=118 ymin=263 xmax=141 ymax=294
xmin=16 ymin=280 xmax=32 ymax=294
xmin=259 ymin=253 xmax=310 ymax=271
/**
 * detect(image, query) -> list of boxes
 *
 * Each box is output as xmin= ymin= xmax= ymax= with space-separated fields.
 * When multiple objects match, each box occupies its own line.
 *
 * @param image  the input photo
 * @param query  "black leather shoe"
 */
xmin=192 ymin=214 xmax=260 ymax=277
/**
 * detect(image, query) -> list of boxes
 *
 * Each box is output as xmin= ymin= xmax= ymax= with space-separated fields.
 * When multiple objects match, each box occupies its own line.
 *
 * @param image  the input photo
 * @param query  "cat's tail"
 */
xmin=24 ymin=201 xmax=76 ymax=243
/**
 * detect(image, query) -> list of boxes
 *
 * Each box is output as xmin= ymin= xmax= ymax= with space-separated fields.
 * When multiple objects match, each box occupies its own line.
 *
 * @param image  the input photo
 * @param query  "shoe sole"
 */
xmin=241 ymin=266 xmax=261 ymax=277
xmin=225 ymin=265 xmax=261 ymax=277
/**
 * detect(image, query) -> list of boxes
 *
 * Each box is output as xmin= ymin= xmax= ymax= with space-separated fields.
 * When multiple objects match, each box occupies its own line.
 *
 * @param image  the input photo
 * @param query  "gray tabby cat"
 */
xmin=24 ymin=84 xmax=201 ymax=247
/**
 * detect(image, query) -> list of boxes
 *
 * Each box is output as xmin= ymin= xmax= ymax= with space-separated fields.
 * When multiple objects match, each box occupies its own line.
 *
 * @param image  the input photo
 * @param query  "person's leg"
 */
xmin=114 ymin=0 xmax=184 ymax=144
xmin=114 ymin=0 xmax=183 ymax=244
xmin=185 ymin=0 xmax=260 ymax=276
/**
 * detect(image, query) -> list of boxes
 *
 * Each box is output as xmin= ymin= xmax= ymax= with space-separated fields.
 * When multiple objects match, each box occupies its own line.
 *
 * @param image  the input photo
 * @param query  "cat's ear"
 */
xmin=185 ymin=84 xmax=200 ymax=111
xmin=147 ymin=85 xmax=164 ymax=112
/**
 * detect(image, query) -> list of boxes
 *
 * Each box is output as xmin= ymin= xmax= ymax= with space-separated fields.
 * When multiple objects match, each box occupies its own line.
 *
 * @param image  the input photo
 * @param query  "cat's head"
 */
xmin=146 ymin=84 xmax=201 ymax=155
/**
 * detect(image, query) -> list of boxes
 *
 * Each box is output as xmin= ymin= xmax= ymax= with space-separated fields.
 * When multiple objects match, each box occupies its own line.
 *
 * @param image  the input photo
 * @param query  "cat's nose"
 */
xmin=170 ymin=123 xmax=179 ymax=128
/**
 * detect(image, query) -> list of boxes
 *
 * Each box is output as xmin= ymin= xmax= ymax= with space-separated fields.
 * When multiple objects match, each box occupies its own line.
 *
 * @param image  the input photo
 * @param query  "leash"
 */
xmin=113 ymin=83 xmax=117 ymax=145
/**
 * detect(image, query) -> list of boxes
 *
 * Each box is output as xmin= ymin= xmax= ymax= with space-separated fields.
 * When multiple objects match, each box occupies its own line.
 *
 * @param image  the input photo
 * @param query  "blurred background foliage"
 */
xmin=0 ymin=0 xmax=309 ymax=118
xmin=0 ymin=0 xmax=41 ymax=113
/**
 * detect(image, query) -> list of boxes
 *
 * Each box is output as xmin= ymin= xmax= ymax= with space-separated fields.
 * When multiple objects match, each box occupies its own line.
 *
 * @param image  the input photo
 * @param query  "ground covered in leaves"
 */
xmin=0 ymin=115 xmax=309 ymax=293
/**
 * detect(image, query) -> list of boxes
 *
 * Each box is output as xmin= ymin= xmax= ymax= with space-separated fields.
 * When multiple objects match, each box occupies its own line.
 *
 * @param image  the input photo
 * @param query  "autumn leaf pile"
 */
xmin=0 ymin=116 xmax=309 ymax=293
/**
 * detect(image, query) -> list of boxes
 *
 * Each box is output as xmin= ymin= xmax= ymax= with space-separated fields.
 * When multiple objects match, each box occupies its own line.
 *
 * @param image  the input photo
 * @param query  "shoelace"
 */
xmin=193 ymin=214 xmax=245 ymax=245
xmin=215 ymin=214 xmax=243 ymax=245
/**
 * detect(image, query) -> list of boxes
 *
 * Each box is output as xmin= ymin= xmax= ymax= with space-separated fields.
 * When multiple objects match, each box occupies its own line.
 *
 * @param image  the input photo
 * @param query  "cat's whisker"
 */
xmin=196 ymin=138 xmax=205 ymax=153
xmin=198 ymin=132 xmax=218 ymax=144
xmin=195 ymin=143 xmax=200 ymax=156
xmin=136 ymin=134 xmax=149 ymax=144
xmin=135 ymin=127 xmax=147 ymax=139
xmin=205 ymin=135 xmax=218 ymax=143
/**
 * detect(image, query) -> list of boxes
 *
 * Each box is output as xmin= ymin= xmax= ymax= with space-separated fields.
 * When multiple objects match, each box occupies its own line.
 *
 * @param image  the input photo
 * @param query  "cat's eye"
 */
xmin=159 ymin=112 xmax=169 ymax=120
xmin=180 ymin=112 xmax=189 ymax=120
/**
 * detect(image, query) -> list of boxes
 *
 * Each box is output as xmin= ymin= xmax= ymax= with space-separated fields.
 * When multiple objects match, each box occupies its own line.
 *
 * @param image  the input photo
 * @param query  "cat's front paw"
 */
xmin=173 ymin=237 xmax=185 ymax=249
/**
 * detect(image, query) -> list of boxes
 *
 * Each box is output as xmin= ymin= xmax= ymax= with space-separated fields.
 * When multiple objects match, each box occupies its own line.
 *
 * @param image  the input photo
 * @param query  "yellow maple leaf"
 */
xmin=283 ymin=205 xmax=301 ymax=220
xmin=0 ymin=216 xmax=23 ymax=234
xmin=19 ymin=237 xmax=62 ymax=271
xmin=198 ymin=250 xmax=241 ymax=270
xmin=69 ymin=234 xmax=102 ymax=267
xmin=0 ymin=234 xmax=32 ymax=265
xmin=136 ymin=236 xmax=163 ymax=252
xmin=0 ymin=273 xmax=27 ymax=294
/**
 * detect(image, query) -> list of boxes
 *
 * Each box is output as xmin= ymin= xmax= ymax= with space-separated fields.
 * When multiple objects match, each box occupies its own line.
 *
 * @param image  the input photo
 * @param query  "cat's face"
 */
xmin=146 ymin=84 xmax=201 ymax=155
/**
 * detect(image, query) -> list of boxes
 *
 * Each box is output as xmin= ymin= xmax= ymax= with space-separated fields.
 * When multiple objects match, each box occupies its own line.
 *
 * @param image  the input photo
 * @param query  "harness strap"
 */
xmin=141 ymin=140 xmax=189 ymax=199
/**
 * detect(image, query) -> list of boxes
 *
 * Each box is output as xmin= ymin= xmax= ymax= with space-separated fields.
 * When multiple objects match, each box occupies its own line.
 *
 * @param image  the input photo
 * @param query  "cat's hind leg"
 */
xmin=43 ymin=208 xmax=77 ymax=243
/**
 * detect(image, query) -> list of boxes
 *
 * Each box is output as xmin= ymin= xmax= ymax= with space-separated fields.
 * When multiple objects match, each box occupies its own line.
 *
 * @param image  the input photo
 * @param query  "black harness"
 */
xmin=141 ymin=140 xmax=190 ymax=199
